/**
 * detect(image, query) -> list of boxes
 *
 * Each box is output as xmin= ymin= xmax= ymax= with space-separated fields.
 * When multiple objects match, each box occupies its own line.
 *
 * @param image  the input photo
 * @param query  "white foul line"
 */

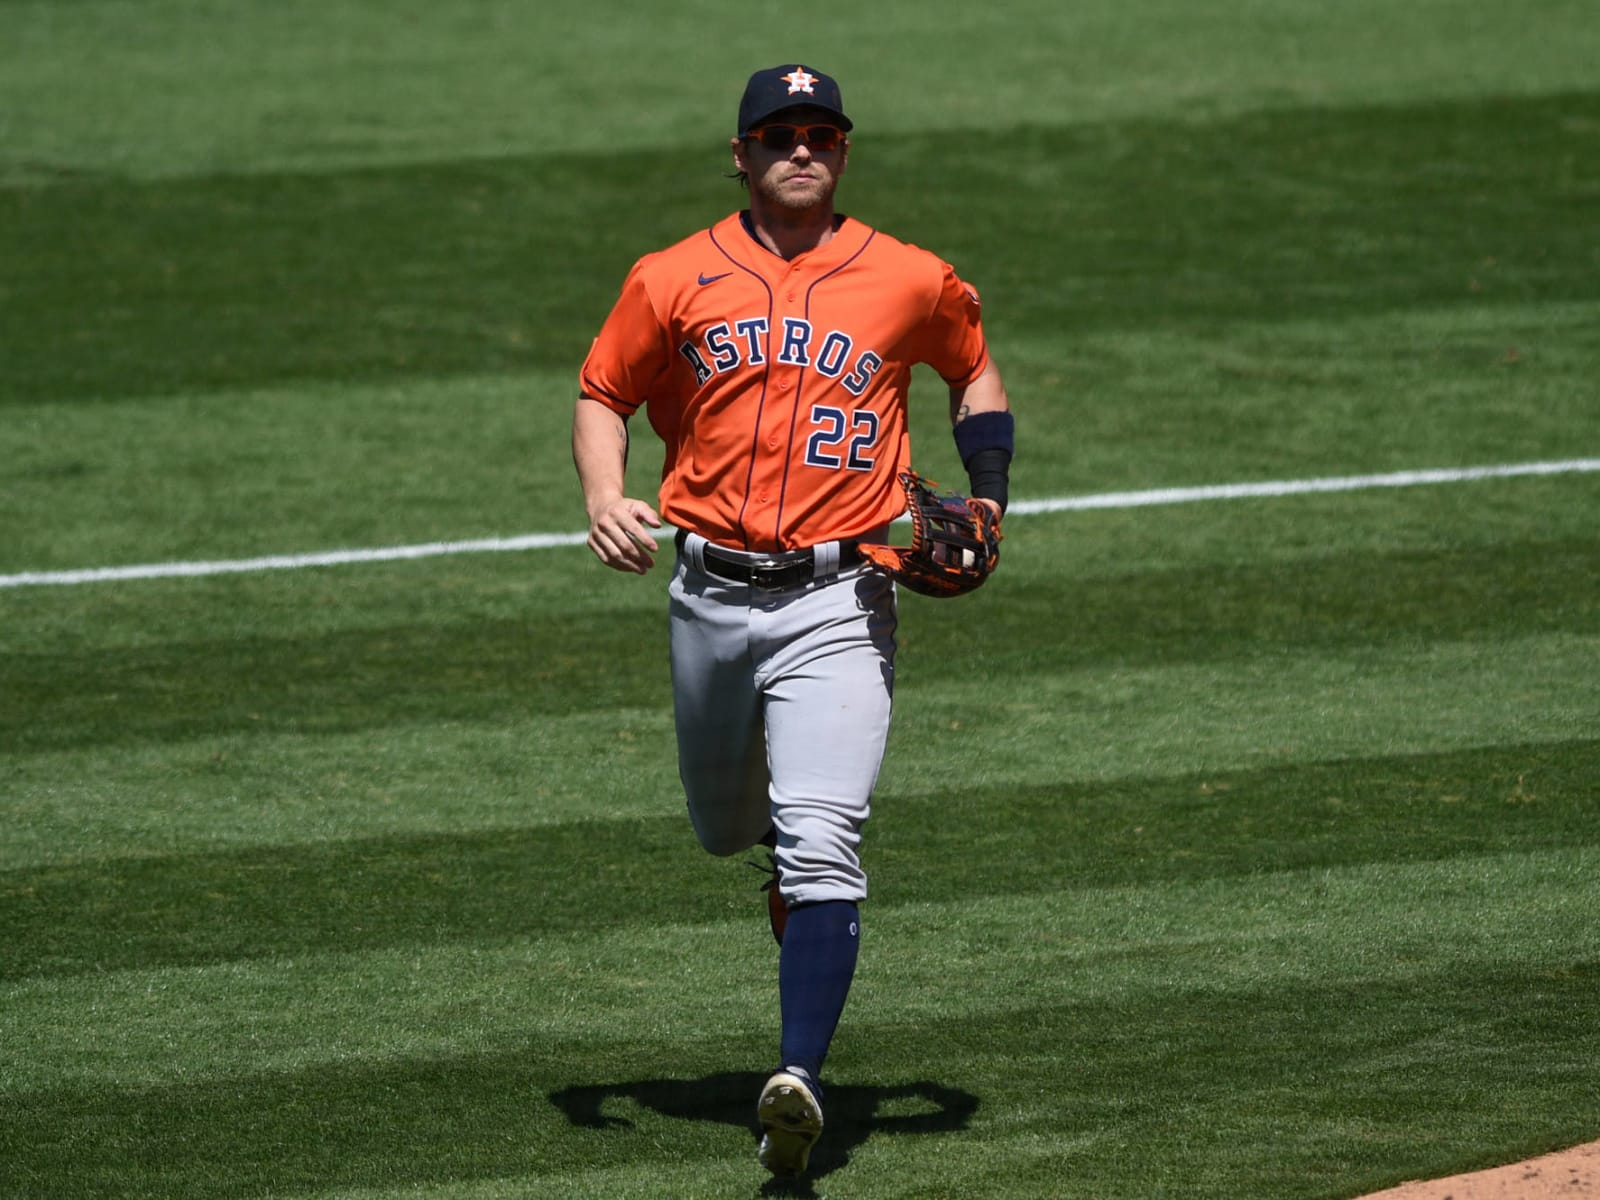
xmin=0 ymin=532 xmax=590 ymax=589
xmin=1005 ymin=458 xmax=1600 ymax=514
xmin=3 ymin=458 xmax=1597 ymax=589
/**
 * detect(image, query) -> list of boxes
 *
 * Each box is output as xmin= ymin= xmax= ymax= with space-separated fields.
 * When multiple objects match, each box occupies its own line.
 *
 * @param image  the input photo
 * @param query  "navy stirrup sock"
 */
xmin=778 ymin=899 xmax=861 ymax=1084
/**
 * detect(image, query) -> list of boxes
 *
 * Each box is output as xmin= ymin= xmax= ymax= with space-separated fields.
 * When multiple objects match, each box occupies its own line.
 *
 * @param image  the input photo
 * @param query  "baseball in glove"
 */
xmin=858 ymin=471 xmax=1002 ymax=597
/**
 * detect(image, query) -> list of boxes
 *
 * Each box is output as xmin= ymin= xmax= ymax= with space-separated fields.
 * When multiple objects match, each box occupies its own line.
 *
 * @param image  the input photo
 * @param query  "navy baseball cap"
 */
xmin=737 ymin=65 xmax=853 ymax=136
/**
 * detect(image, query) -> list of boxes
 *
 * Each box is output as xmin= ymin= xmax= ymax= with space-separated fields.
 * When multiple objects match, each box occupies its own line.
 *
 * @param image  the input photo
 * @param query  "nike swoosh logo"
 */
xmin=697 ymin=272 xmax=733 ymax=286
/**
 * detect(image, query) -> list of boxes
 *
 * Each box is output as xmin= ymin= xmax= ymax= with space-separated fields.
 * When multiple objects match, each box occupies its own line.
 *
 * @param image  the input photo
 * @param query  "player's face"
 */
xmin=732 ymin=106 xmax=849 ymax=214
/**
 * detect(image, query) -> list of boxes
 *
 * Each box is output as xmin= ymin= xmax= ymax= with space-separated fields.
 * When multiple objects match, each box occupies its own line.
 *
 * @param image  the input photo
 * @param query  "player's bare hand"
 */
xmin=587 ymin=497 xmax=663 ymax=574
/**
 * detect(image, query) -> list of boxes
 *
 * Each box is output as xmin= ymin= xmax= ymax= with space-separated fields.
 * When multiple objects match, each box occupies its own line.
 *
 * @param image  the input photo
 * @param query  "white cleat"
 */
xmin=757 ymin=1069 xmax=824 ymax=1177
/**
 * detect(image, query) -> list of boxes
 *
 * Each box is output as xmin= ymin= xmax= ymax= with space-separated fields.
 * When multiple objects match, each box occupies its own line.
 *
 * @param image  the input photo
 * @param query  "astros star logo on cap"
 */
xmin=781 ymin=68 xmax=818 ymax=95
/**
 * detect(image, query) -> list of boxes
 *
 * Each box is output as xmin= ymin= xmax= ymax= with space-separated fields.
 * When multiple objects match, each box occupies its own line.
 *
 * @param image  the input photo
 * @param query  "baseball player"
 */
xmin=572 ymin=63 xmax=1013 ymax=1178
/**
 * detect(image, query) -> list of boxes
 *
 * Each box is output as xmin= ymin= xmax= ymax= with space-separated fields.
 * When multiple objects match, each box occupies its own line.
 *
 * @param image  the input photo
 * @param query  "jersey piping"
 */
xmin=770 ymin=230 xmax=878 ymax=549
xmin=707 ymin=221 xmax=779 ymax=551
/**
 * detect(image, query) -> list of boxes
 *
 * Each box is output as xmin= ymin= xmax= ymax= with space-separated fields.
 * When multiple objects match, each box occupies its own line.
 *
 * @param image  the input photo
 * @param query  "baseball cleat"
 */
xmin=748 ymin=850 xmax=789 ymax=944
xmin=757 ymin=1069 xmax=824 ymax=1177
xmin=764 ymin=865 xmax=789 ymax=945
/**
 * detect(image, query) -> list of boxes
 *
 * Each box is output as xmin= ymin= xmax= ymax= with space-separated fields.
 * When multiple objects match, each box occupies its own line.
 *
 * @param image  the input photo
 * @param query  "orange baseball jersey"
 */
xmin=580 ymin=211 xmax=989 ymax=552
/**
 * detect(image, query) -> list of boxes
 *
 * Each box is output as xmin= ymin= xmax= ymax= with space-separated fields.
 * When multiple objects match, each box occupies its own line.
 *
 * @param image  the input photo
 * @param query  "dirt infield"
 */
xmin=1356 ymin=1139 xmax=1599 ymax=1198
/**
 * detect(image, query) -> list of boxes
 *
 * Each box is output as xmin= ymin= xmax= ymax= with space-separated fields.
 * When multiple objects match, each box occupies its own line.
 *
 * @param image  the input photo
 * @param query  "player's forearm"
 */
xmin=572 ymin=396 xmax=631 ymax=518
xmin=949 ymin=360 xmax=1014 ymax=512
xmin=948 ymin=358 xmax=1009 ymax=424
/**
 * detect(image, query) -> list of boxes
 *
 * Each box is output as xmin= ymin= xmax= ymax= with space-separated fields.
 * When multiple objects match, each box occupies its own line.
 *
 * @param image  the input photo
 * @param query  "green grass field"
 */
xmin=3 ymin=2 xmax=1599 ymax=1197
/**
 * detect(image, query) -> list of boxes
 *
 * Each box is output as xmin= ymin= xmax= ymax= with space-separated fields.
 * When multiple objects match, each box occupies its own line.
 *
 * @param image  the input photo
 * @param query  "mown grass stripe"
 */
xmin=3 ymin=459 xmax=1596 ymax=589
xmin=7 ymin=845 xmax=1592 ymax=1084
xmin=5 ymin=738 xmax=1592 ymax=982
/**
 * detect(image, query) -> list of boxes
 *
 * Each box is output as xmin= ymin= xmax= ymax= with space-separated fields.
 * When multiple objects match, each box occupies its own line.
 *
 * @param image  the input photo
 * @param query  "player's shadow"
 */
xmin=549 ymin=1071 xmax=979 ymax=1194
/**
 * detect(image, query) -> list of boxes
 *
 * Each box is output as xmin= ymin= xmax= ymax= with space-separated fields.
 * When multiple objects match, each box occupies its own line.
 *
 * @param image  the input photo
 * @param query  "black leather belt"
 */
xmin=676 ymin=530 xmax=861 ymax=591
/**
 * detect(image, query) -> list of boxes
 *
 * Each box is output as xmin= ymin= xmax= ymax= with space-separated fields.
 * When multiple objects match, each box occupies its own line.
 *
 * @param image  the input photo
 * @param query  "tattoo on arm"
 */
xmin=955 ymin=404 xmax=971 ymax=422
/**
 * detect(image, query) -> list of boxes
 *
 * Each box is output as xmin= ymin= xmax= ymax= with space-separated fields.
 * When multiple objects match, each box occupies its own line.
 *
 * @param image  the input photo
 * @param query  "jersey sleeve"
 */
xmin=579 ymin=258 xmax=671 ymax=415
xmin=911 ymin=259 xmax=990 ymax=387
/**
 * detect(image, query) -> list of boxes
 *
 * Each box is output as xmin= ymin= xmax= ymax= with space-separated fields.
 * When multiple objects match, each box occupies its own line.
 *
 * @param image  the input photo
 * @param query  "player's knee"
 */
xmin=697 ymin=829 xmax=755 ymax=858
xmin=782 ymin=862 xmax=867 ymax=906
xmin=773 ymin=811 xmax=867 ymax=903
xmin=686 ymin=804 xmax=770 ymax=858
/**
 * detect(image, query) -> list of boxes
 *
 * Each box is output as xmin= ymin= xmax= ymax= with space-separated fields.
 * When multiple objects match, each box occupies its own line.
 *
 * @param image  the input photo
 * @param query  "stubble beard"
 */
xmin=756 ymin=168 xmax=836 ymax=217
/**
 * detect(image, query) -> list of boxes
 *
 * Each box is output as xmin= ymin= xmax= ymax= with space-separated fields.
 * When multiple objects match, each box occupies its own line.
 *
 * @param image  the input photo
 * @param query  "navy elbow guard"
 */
xmin=953 ymin=410 xmax=1014 ymax=512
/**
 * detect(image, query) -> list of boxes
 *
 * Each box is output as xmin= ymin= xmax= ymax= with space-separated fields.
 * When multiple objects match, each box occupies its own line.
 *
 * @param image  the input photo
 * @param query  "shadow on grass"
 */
xmin=549 ymin=1072 xmax=980 ymax=1191
xmin=0 ymin=1056 xmax=977 ymax=1198
xmin=5 ymin=967 xmax=1597 ymax=1199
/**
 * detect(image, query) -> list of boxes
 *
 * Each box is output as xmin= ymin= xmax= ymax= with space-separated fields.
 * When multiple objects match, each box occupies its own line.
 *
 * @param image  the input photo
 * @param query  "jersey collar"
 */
xmin=722 ymin=211 xmax=869 ymax=274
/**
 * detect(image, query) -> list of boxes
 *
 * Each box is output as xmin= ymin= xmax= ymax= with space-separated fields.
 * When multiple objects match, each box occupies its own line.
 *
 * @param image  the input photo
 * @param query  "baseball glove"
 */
xmin=858 ymin=471 xmax=1002 ymax=597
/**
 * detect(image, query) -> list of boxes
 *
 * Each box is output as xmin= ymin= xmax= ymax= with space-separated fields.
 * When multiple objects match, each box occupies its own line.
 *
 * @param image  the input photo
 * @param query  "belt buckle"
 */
xmin=748 ymin=558 xmax=792 ymax=591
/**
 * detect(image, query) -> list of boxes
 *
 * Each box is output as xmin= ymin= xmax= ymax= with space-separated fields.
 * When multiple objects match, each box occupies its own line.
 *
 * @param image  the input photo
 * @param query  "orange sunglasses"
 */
xmin=748 ymin=123 xmax=846 ymax=152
